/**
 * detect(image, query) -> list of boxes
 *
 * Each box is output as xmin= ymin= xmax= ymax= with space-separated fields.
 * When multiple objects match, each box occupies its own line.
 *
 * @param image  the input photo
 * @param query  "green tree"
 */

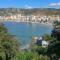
xmin=15 ymin=51 xmax=50 ymax=60
xmin=0 ymin=24 xmax=19 ymax=60
xmin=47 ymin=39 xmax=60 ymax=60
xmin=43 ymin=34 xmax=55 ymax=41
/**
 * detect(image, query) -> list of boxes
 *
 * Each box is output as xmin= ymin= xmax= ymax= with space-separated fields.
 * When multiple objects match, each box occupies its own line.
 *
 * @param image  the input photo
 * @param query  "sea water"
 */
xmin=4 ymin=22 xmax=53 ymax=48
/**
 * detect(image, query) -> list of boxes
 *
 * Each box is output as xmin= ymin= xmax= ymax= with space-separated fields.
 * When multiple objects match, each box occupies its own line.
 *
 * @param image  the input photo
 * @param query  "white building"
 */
xmin=42 ymin=40 xmax=49 ymax=47
xmin=33 ymin=37 xmax=49 ymax=47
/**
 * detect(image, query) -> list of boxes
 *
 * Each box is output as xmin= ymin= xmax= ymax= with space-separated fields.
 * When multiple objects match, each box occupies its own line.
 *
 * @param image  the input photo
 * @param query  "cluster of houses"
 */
xmin=0 ymin=14 xmax=60 ymax=23
xmin=32 ymin=37 xmax=49 ymax=47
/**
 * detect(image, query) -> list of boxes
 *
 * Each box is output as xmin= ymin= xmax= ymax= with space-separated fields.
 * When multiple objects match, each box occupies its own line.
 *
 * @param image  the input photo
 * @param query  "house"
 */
xmin=33 ymin=37 xmax=49 ymax=47
xmin=42 ymin=40 xmax=49 ymax=47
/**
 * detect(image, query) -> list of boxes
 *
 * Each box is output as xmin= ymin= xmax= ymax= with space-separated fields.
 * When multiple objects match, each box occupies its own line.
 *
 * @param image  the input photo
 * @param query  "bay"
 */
xmin=4 ymin=22 xmax=53 ymax=48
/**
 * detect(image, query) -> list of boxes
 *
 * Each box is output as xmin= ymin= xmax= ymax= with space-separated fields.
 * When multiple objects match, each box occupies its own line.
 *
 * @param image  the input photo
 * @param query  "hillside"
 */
xmin=0 ymin=8 xmax=60 ymax=16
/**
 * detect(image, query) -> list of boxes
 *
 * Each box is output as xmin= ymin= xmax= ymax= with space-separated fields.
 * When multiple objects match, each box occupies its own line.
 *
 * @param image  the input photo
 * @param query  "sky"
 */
xmin=0 ymin=0 xmax=60 ymax=8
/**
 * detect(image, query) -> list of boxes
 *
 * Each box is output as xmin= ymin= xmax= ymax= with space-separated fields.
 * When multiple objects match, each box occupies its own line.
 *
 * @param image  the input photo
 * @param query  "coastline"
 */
xmin=0 ymin=20 xmax=53 ymax=28
xmin=3 ymin=20 xmax=53 ymax=50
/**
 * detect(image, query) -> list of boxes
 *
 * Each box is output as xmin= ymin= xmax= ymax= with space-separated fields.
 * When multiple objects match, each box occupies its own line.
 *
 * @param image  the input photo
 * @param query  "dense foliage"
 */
xmin=0 ymin=21 xmax=60 ymax=60
xmin=0 ymin=23 xmax=19 ymax=60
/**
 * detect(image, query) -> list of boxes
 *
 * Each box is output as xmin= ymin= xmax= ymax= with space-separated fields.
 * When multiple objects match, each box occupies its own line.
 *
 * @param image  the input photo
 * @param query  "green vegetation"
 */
xmin=0 ymin=23 xmax=19 ymax=60
xmin=0 ymin=21 xmax=60 ymax=60
xmin=15 ymin=51 xmax=49 ymax=60
xmin=42 ymin=34 xmax=55 ymax=41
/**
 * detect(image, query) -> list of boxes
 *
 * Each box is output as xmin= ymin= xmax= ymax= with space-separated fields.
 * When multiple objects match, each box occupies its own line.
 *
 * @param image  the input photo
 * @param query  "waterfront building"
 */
xmin=42 ymin=40 xmax=49 ymax=47
xmin=0 ymin=13 xmax=60 ymax=23
xmin=33 ymin=37 xmax=49 ymax=47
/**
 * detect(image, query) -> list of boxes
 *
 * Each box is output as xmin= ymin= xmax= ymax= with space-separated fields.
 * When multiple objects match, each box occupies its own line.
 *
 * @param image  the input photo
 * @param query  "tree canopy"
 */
xmin=0 ymin=23 xmax=19 ymax=60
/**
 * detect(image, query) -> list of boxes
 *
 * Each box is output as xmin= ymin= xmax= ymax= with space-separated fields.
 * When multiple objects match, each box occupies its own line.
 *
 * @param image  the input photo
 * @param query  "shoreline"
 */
xmin=0 ymin=20 xmax=53 ymax=29
xmin=3 ymin=20 xmax=53 ymax=27
xmin=3 ymin=21 xmax=53 ymax=50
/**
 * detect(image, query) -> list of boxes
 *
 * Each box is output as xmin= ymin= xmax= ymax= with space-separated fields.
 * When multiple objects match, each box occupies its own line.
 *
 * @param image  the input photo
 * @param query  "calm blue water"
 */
xmin=4 ymin=22 xmax=53 ymax=48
